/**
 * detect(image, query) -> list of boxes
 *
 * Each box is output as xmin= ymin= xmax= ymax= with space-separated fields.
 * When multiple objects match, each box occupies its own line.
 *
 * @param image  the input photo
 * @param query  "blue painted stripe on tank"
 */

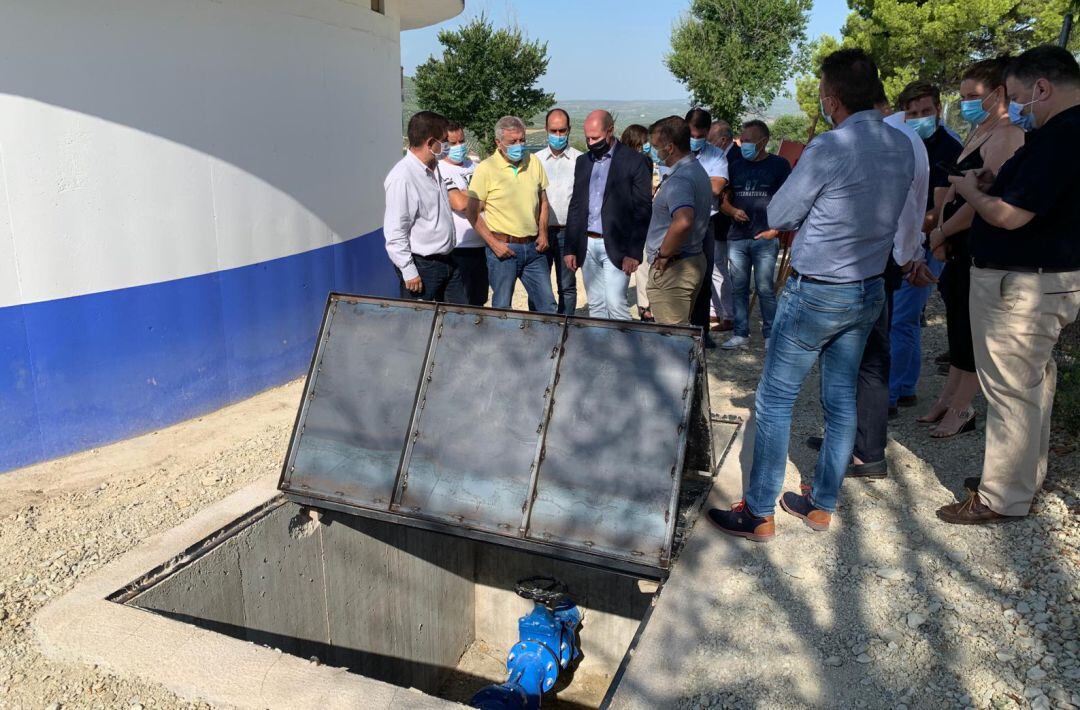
xmin=0 ymin=229 xmax=397 ymax=473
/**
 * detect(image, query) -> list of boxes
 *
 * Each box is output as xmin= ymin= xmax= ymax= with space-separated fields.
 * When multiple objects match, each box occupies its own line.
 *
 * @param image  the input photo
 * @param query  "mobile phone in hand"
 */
xmin=935 ymin=161 xmax=965 ymax=177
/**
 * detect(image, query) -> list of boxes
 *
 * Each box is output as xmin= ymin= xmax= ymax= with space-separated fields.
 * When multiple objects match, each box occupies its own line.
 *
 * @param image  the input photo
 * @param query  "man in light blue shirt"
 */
xmin=708 ymin=49 xmax=914 ymax=542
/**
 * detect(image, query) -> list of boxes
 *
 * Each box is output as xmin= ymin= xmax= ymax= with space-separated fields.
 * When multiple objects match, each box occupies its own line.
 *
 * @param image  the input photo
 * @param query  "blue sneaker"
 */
xmin=780 ymin=491 xmax=832 ymax=531
xmin=707 ymin=501 xmax=775 ymax=542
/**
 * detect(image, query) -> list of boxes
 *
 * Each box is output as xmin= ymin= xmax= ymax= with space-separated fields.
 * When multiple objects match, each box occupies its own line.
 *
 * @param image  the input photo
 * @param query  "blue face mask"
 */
xmin=689 ymin=136 xmax=706 ymax=152
xmin=649 ymin=146 xmax=664 ymax=165
xmin=447 ymin=144 xmax=468 ymax=163
xmin=739 ymin=142 xmax=759 ymax=160
xmin=642 ymin=141 xmax=651 ymax=155
xmin=505 ymin=144 xmax=525 ymax=162
xmin=906 ymin=116 xmax=938 ymax=140
xmin=1008 ymin=86 xmax=1041 ymax=132
xmin=547 ymin=133 xmax=568 ymax=150
xmin=959 ymin=97 xmax=990 ymax=125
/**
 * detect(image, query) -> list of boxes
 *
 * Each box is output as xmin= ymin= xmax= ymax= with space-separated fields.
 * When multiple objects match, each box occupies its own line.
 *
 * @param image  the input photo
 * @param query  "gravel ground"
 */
xmin=1 ymin=286 xmax=1078 ymax=710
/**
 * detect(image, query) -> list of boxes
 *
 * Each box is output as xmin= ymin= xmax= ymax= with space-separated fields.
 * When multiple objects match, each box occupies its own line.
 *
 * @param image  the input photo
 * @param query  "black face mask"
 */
xmin=588 ymin=138 xmax=610 ymax=158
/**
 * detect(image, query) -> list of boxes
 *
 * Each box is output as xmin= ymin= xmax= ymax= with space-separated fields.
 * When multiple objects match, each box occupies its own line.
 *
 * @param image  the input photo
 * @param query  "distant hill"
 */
xmin=402 ymin=75 xmax=805 ymax=148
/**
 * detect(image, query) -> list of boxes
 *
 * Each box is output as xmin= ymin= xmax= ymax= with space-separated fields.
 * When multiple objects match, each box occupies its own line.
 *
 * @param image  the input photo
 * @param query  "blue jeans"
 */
xmin=745 ymin=276 xmax=886 ymax=516
xmin=545 ymin=227 xmax=577 ymax=315
xmin=729 ymin=238 xmax=780 ymax=339
xmin=583 ymin=237 xmax=631 ymax=320
xmin=889 ymin=277 xmax=933 ymax=405
xmin=486 ymin=241 xmax=557 ymax=313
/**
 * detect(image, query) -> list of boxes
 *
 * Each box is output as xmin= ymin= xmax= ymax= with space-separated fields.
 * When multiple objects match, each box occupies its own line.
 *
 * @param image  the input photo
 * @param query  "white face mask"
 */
xmin=429 ymin=140 xmax=448 ymax=160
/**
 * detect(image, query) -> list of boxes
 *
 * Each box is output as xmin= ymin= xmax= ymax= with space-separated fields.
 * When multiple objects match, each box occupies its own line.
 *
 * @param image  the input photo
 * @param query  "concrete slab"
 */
xmin=32 ymin=477 xmax=463 ymax=710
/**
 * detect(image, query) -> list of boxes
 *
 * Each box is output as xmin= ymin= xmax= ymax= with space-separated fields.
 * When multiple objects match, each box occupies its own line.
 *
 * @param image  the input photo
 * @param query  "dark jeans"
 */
xmin=853 ymin=283 xmax=896 ymax=464
xmin=453 ymin=247 xmax=489 ymax=306
xmin=745 ymin=276 xmax=885 ymax=516
xmin=397 ymin=253 xmax=467 ymax=304
xmin=487 ymin=241 xmax=557 ymax=313
xmin=690 ymin=220 xmax=716 ymax=334
xmin=545 ymin=227 xmax=577 ymax=315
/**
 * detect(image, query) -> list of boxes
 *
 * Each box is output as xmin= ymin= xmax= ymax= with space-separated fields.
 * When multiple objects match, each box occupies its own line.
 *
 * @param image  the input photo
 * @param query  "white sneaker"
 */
xmin=721 ymin=335 xmax=749 ymax=350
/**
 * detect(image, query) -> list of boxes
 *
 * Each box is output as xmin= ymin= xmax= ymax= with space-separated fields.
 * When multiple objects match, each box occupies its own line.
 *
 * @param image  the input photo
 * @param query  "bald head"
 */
xmin=583 ymin=110 xmax=615 ymax=152
xmin=709 ymin=120 xmax=733 ymax=149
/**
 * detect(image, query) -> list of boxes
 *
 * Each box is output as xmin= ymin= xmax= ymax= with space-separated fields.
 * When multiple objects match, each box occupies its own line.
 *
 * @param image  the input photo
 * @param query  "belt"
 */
xmin=972 ymin=259 xmax=1078 ymax=274
xmin=491 ymin=232 xmax=537 ymax=244
xmin=415 ymin=252 xmax=453 ymax=262
xmin=587 ymin=231 xmax=603 ymax=239
xmin=791 ymin=269 xmax=883 ymax=286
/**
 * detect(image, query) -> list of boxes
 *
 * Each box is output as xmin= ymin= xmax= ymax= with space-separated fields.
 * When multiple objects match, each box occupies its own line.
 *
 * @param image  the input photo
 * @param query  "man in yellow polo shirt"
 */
xmin=466 ymin=115 xmax=557 ymax=312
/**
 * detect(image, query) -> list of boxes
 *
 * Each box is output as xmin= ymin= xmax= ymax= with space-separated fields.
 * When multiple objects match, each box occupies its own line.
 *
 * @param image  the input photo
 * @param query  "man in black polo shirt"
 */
xmin=938 ymin=45 xmax=1080 ymax=524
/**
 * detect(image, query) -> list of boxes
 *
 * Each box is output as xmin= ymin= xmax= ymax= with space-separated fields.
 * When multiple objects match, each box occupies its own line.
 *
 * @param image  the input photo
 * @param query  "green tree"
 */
xmin=792 ymin=0 xmax=1078 ymax=126
xmin=666 ymin=0 xmax=813 ymax=123
xmin=794 ymin=34 xmax=843 ymax=127
xmin=767 ymin=114 xmax=823 ymax=151
xmin=413 ymin=15 xmax=555 ymax=156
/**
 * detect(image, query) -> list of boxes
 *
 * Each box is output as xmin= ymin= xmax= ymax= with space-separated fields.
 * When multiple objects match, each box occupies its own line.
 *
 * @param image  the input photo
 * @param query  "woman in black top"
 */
xmin=621 ymin=124 xmax=655 ymax=321
xmin=922 ymin=57 xmax=1025 ymax=438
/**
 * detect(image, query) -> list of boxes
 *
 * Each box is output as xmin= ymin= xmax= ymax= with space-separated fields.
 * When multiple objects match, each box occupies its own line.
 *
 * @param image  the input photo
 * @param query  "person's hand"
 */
xmin=932 ymin=244 xmax=947 ymax=262
xmin=653 ymin=255 xmax=671 ymax=275
xmin=536 ymin=234 xmax=549 ymax=253
xmin=754 ymin=229 xmax=780 ymax=240
xmin=975 ymin=168 xmax=995 ymax=193
xmin=404 ymin=276 xmax=423 ymax=293
xmin=621 ymin=257 xmax=640 ymax=275
xmin=948 ymin=169 xmax=990 ymax=196
xmin=906 ymin=261 xmax=938 ymax=287
xmin=564 ymin=255 xmax=578 ymax=272
xmin=732 ymin=208 xmax=750 ymax=223
xmin=491 ymin=242 xmax=515 ymax=260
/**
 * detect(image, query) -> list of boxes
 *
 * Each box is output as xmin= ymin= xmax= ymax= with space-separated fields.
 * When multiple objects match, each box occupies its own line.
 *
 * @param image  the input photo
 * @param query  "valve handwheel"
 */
xmin=514 ymin=576 xmax=569 ymax=609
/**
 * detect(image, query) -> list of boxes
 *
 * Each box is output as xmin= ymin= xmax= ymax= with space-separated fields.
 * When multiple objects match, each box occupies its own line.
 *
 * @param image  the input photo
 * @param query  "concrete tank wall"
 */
xmin=0 ymin=0 xmax=442 ymax=472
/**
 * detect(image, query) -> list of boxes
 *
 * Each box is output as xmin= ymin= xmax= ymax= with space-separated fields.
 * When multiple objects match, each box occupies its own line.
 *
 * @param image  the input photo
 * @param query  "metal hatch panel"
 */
xmin=278 ymin=294 xmax=706 ymax=576
xmin=526 ymin=322 xmax=697 ymax=569
xmin=395 ymin=309 xmax=564 ymax=535
xmin=281 ymin=298 xmax=435 ymax=507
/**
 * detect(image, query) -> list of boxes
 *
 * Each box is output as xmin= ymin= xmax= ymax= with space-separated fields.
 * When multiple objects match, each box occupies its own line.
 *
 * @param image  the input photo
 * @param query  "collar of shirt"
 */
xmin=407 ymin=150 xmax=440 ymax=178
xmin=664 ymin=153 xmax=696 ymax=178
xmin=494 ymin=149 xmax=531 ymax=172
xmin=837 ymin=108 xmax=885 ymax=129
xmin=540 ymin=146 xmax=574 ymax=161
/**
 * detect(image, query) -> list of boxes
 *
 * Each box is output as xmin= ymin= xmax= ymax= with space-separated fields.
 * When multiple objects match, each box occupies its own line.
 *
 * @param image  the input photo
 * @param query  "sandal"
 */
xmin=916 ymin=402 xmax=949 ymax=425
xmin=930 ymin=407 xmax=977 ymax=439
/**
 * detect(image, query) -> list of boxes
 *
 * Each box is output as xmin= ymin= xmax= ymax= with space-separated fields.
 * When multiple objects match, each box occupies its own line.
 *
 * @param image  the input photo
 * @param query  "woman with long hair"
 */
xmin=921 ymin=57 xmax=1024 ymax=437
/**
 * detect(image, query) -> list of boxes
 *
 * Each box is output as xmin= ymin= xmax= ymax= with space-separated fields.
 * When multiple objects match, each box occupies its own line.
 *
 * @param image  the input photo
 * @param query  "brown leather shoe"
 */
xmin=936 ymin=491 xmax=1022 ymax=525
xmin=780 ymin=491 xmax=832 ymax=531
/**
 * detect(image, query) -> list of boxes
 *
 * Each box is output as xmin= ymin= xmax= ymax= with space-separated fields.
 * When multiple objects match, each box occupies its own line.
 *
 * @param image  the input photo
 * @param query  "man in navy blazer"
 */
xmin=564 ymin=110 xmax=653 ymax=320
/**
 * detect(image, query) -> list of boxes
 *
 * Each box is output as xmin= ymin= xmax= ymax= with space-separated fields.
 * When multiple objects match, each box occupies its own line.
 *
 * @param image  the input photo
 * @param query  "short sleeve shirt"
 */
xmin=924 ymin=127 xmax=963 ymax=211
xmin=646 ymin=155 xmax=713 ymax=262
xmin=726 ymin=154 xmax=791 ymax=241
xmin=970 ymin=105 xmax=1080 ymax=270
xmin=468 ymin=151 xmax=549 ymax=238
xmin=441 ymin=158 xmax=482 ymax=248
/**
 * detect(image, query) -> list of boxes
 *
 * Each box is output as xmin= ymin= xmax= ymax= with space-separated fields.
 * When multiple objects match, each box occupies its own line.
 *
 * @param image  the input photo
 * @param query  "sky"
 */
xmin=400 ymin=0 xmax=852 ymax=101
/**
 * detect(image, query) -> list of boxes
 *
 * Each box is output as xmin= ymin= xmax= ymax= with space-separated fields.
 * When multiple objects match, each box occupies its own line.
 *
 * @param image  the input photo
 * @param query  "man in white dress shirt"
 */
xmin=536 ymin=108 xmax=582 ymax=315
xmin=382 ymin=111 xmax=463 ymax=302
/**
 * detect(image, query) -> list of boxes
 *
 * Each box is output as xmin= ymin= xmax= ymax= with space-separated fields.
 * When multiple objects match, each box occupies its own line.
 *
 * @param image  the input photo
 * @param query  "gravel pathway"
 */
xmin=0 ymin=292 xmax=1077 ymax=710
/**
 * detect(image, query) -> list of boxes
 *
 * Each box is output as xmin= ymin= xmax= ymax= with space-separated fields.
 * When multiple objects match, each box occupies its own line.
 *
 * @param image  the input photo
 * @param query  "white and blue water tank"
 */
xmin=0 ymin=0 xmax=463 ymax=472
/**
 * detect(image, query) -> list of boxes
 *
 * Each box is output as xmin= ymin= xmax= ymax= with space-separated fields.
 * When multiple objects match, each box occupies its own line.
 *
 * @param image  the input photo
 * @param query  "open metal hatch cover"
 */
xmin=278 ymin=294 xmax=711 ymax=578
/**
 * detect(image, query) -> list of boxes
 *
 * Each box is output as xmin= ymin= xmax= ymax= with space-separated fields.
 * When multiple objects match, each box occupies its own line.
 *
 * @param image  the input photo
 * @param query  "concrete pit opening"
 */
xmin=109 ymin=499 xmax=680 ymax=708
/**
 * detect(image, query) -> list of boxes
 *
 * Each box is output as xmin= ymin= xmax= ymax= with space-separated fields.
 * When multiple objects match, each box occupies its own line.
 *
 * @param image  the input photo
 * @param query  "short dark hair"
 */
xmin=1006 ymin=44 xmax=1080 ymax=87
xmin=685 ymin=107 xmax=712 ymax=132
xmin=742 ymin=119 xmax=770 ymax=139
xmin=447 ymin=120 xmax=464 ymax=134
xmin=620 ymin=124 xmax=649 ymax=151
xmin=649 ymin=116 xmax=691 ymax=152
xmin=407 ymin=111 xmax=449 ymax=148
xmin=962 ymin=56 xmax=1011 ymax=90
xmin=896 ymin=81 xmax=942 ymax=111
xmin=820 ymin=48 xmax=884 ymax=114
xmin=545 ymin=108 xmax=570 ymax=126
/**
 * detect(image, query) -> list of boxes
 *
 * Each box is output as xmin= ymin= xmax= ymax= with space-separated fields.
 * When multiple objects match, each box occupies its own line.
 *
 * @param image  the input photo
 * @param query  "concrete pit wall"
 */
xmin=127 ymin=503 xmax=652 ymax=704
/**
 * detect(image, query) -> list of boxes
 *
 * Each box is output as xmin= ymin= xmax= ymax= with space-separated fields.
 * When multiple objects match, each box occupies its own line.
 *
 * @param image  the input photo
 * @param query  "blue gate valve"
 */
xmin=470 ymin=576 xmax=582 ymax=710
